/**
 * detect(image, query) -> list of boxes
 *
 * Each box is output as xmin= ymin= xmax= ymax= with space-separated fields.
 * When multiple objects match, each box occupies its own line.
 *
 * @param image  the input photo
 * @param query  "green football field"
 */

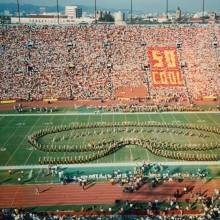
xmin=0 ymin=112 xmax=220 ymax=167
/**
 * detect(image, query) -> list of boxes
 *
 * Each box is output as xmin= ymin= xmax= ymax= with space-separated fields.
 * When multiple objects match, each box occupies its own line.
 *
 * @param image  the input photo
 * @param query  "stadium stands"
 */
xmin=0 ymin=25 xmax=219 ymax=103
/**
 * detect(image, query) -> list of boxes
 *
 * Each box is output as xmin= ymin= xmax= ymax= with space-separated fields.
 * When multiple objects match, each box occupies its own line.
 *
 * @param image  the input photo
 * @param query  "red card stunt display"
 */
xmin=147 ymin=47 xmax=183 ymax=86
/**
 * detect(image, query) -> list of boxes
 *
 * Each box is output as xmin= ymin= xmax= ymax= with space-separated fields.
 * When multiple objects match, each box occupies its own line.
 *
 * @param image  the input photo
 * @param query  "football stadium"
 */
xmin=0 ymin=0 xmax=220 ymax=219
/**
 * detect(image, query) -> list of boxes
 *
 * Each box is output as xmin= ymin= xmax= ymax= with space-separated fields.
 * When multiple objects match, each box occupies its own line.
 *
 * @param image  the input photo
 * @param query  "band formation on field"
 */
xmin=27 ymin=121 xmax=220 ymax=164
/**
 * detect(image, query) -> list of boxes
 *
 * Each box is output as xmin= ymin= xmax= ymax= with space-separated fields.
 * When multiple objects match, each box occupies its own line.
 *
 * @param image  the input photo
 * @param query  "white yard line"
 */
xmin=97 ymin=113 xmax=103 ymax=164
xmin=34 ymin=169 xmax=42 ymax=184
xmin=147 ymin=114 xmax=161 ymax=162
xmin=135 ymin=113 xmax=144 ymax=162
xmin=158 ymin=114 xmax=173 ymax=163
xmin=23 ymin=117 xmax=45 ymax=165
xmin=125 ymin=113 xmax=132 ymax=162
xmin=5 ymin=117 xmax=41 ymax=166
xmin=113 ymin=113 xmax=116 ymax=163
xmin=54 ymin=115 xmax=68 ymax=158
xmin=171 ymin=114 xmax=192 ymax=147
xmin=81 ymin=115 xmax=90 ymax=154
xmin=136 ymin=114 xmax=150 ymax=162
xmin=184 ymin=114 xmax=203 ymax=138
xmin=187 ymin=113 xmax=219 ymax=143
xmin=201 ymin=113 xmax=220 ymax=143
xmin=0 ymin=118 xmax=21 ymax=149
xmin=205 ymin=113 xmax=220 ymax=128
xmin=66 ymin=115 xmax=79 ymax=149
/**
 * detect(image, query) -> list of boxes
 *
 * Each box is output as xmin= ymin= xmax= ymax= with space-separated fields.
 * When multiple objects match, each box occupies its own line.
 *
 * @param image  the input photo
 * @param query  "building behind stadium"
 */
xmin=11 ymin=5 xmax=94 ymax=25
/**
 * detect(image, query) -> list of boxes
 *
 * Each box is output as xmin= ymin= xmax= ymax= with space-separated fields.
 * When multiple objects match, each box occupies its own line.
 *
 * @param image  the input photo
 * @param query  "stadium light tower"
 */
xmin=94 ymin=0 xmax=97 ymax=23
xmin=166 ymin=0 xmax=169 ymax=19
xmin=130 ymin=0 xmax=133 ymax=24
xmin=56 ymin=0 xmax=60 ymax=24
xmin=202 ymin=0 xmax=205 ymax=20
xmin=16 ymin=0 xmax=21 ymax=23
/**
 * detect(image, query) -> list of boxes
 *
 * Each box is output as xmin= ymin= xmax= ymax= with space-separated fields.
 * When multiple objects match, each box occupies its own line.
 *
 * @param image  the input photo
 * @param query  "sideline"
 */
xmin=1 ymin=161 xmax=220 ymax=170
xmin=0 ymin=111 xmax=220 ymax=117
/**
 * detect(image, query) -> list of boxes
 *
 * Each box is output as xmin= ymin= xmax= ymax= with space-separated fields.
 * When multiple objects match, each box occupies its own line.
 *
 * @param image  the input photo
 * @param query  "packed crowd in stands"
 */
xmin=0 ymin=25 xmax=219 ymax=104
xmin=1 ymin=208 xmax=220 ymax=220
xmin=2 ymin=208 xmax=220 ymax=220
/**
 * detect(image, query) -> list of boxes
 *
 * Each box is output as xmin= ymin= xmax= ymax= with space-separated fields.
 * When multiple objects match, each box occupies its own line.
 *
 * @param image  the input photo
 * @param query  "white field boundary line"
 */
xmin=0 ymin=111 xmax=220 ymax=117
xmin=5 ymin=117 xmax=42 ymax=166
xmin=1 ymin=161 xmax=220 ymax=170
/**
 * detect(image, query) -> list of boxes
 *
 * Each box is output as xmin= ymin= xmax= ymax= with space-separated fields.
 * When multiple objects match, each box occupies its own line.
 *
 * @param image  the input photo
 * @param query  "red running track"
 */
xmin=0 ymin=179 xmax=220 ymax=208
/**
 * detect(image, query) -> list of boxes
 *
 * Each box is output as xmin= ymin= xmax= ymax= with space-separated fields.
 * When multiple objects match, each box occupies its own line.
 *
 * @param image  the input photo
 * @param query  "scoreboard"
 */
xmin=147 ymin=47 xmax=183 ymax=86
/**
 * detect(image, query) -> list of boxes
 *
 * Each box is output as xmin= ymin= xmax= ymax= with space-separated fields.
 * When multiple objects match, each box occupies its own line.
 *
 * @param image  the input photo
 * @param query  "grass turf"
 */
xmin=0 ymin=112 xmax=220 ymax=167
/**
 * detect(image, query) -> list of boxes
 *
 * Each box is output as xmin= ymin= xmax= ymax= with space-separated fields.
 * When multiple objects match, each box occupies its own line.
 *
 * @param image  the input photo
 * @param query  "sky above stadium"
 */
xmin=2 ymin=0 xmax=220 ymax=12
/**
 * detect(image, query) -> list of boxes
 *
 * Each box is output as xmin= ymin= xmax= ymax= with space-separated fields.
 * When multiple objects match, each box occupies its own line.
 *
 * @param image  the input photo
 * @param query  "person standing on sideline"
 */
xmin=35 ymin=186 xmax=40 ymax=196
